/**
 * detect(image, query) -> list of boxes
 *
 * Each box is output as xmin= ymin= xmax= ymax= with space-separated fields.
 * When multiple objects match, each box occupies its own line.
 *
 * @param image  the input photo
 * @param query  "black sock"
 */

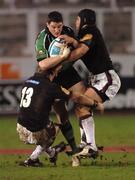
xmin=60 ymin=121 xmax=77 ymax=152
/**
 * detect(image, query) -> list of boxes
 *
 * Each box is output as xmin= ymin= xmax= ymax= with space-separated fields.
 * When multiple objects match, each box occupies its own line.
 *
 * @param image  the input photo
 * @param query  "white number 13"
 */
xmin=20 ymin=87 xmax=34 ymax=108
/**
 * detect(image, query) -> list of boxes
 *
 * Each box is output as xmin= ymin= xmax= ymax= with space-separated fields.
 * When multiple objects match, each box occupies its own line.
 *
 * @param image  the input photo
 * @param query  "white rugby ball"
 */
xmin=48 ymin=37 xmax=68 ymax=57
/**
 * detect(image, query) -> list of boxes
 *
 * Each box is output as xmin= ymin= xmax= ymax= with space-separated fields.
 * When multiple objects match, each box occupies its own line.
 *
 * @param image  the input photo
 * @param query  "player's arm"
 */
xmin=36 ymin=47 xmax=70 ymax=71
xmin=59 ymin=35 xmax=79 ymax=48
xmin=68 ymin=43 xmax=89 ymax=62
xmin=38 ymin=55 xmax=67 ymax=71
xmin=60 ymin=34 xmax=93 ymax=62
xmin=36 ymin=33 xmax=70 ymax=71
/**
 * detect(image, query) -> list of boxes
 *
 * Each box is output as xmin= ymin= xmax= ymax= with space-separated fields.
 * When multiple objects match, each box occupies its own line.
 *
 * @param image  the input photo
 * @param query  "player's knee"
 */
xmin=75 ymin=105 xmax=91 ymax=119
xmin=38 ymin=122 xmax=57 ymax=148
xmin=79 ymin=114 xmax=92 ymax=121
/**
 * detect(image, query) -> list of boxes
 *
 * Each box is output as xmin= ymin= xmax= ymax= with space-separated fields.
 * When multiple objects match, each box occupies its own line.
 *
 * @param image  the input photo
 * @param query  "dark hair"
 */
xmin=78 ymin=9 xmax=96 ymax=27
xmin=47 ymin=11 xmax=63 ymax=23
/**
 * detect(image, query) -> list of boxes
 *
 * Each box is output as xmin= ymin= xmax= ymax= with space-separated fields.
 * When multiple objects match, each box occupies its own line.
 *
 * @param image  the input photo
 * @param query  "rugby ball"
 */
xmin=48 ymin=37 xmax=68 ymax=57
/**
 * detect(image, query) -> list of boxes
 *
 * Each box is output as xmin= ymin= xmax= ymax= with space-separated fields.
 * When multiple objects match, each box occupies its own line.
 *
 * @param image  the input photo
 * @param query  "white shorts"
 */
xmin=16 ymin=123 xmax=55 ymax=147
xmin=89 ymin=70 xmax=121 ymax=102
xmin=16 ymin=123 xmax=37 ymax=144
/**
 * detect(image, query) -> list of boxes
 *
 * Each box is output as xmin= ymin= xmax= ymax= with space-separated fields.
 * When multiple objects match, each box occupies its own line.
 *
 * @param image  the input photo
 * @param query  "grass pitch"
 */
xmin=0 ymin=113 xmax=135 ymax=179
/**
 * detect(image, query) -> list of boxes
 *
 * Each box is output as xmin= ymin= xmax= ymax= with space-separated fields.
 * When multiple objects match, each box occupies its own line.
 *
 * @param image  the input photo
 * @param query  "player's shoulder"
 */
xmin=36 ymin=28 xmax=48 ymax=40
xmin=79 ymin=26 xmax=93 ymax=40
xmin=63 ymin=25 xmax=73 ymax=31
xmin=62 ymin=25 xmax=74 ymax=37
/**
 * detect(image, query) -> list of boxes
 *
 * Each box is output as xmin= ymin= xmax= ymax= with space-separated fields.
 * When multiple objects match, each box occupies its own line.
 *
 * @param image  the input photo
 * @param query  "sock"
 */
xmin=60 ymin=121 xmax=77 ymax=152
xmin=30 ymin=145 xmax=44 ymax=160
xmin=81 ymin=116 xmax=97 ymax=151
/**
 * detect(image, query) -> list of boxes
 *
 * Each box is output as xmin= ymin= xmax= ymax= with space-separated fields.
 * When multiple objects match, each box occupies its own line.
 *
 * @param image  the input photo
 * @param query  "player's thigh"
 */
xmin=74 ymin=87 xmax=103 ymax=118
xmin=69 ymin=81 xmax=86 ymax=93
xmin=75 ymin=105 xmax=91 ymax=119
xmin=84 ymin=87 xmax=103 ymax=103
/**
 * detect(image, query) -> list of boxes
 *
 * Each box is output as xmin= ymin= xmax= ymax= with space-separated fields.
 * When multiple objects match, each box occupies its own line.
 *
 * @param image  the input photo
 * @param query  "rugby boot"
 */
xmin=49 ymin=141 xmax=66 ymax=165
xmin=19 ymin=158 xmax=43 ymax=167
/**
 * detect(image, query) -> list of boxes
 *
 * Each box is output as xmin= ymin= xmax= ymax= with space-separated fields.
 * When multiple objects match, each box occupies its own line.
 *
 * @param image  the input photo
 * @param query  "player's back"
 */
xmin=79 ymin=25 xmax=113 ymax=74
xmin=18 ymin=73 xmax=55 ymax=132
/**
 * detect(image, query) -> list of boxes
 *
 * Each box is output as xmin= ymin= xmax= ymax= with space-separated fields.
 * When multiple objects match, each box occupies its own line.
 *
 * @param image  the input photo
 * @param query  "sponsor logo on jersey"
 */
xmin=38 ymin=50 xmax=44 ymax=55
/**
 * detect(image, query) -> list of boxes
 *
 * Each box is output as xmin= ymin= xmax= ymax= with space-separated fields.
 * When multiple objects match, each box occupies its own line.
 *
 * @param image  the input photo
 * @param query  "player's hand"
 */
xmin=60 ymin=46 xmax=71 ymax=59
xmin=59 ymin=35 xmax=78 ymax=48
xmin=59 ymin=35 xmax=74 ymax=44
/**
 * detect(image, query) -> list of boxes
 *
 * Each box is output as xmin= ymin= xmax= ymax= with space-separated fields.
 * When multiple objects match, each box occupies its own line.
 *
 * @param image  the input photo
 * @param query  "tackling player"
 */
xmin=60 ymin=9 xmax=121 ymax=166
xmin=17 ymin=65 xmax=67 ymax=166
xmin=17 ymin=65 xmax=104 ymax=167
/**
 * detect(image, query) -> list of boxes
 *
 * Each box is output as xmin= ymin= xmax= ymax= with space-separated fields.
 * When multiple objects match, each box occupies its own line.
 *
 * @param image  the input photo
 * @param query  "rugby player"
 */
xmin=34 ymin=11 xmax=84 ymax=157
xmin=17 ymin=65 xmax=104 ymax=167
xmin=60 ymin=9 xmax=121 ymax=165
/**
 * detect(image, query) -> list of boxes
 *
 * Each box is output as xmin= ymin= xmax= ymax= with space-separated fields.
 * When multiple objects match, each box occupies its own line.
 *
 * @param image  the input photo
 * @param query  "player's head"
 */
xmin=76 ymin=9 xmax=96 ymax=32
xmin=46 ymin=11 xmax=63 ymax=38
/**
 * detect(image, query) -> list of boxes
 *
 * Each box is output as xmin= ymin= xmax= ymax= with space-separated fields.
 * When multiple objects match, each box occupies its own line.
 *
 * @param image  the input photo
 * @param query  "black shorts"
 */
xmin=53 ymin=66 xmax=81 ymax=89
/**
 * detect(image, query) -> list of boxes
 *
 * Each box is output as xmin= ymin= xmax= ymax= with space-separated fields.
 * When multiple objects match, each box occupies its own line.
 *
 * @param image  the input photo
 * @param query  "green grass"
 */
xmin=1 ymin=153 xmax=135 ymax=180
xmin=0 ymin=113 xmax=135 ymax=179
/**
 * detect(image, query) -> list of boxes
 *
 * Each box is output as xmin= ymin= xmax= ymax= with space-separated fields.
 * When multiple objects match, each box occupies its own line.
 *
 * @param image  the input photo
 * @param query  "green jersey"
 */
xmin=35 ymin=25 xmax=81 ymax=89
xmin=35 ymin=25 xmax=74 ymax=62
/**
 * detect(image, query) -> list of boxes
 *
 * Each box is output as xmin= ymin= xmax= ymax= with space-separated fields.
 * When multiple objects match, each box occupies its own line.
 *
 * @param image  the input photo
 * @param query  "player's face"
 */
xmin=75 ymin=16 xmax=81 ymax=32
xmin=47 ymin=22 xmax=63 ymax=37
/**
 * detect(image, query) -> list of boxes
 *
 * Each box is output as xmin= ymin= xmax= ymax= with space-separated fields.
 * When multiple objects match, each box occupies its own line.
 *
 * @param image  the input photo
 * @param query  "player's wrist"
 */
xmin=59 ymin=55 xmax=66 ymax=61
xmin=72 ymin=39 xmax=79 ymax=48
